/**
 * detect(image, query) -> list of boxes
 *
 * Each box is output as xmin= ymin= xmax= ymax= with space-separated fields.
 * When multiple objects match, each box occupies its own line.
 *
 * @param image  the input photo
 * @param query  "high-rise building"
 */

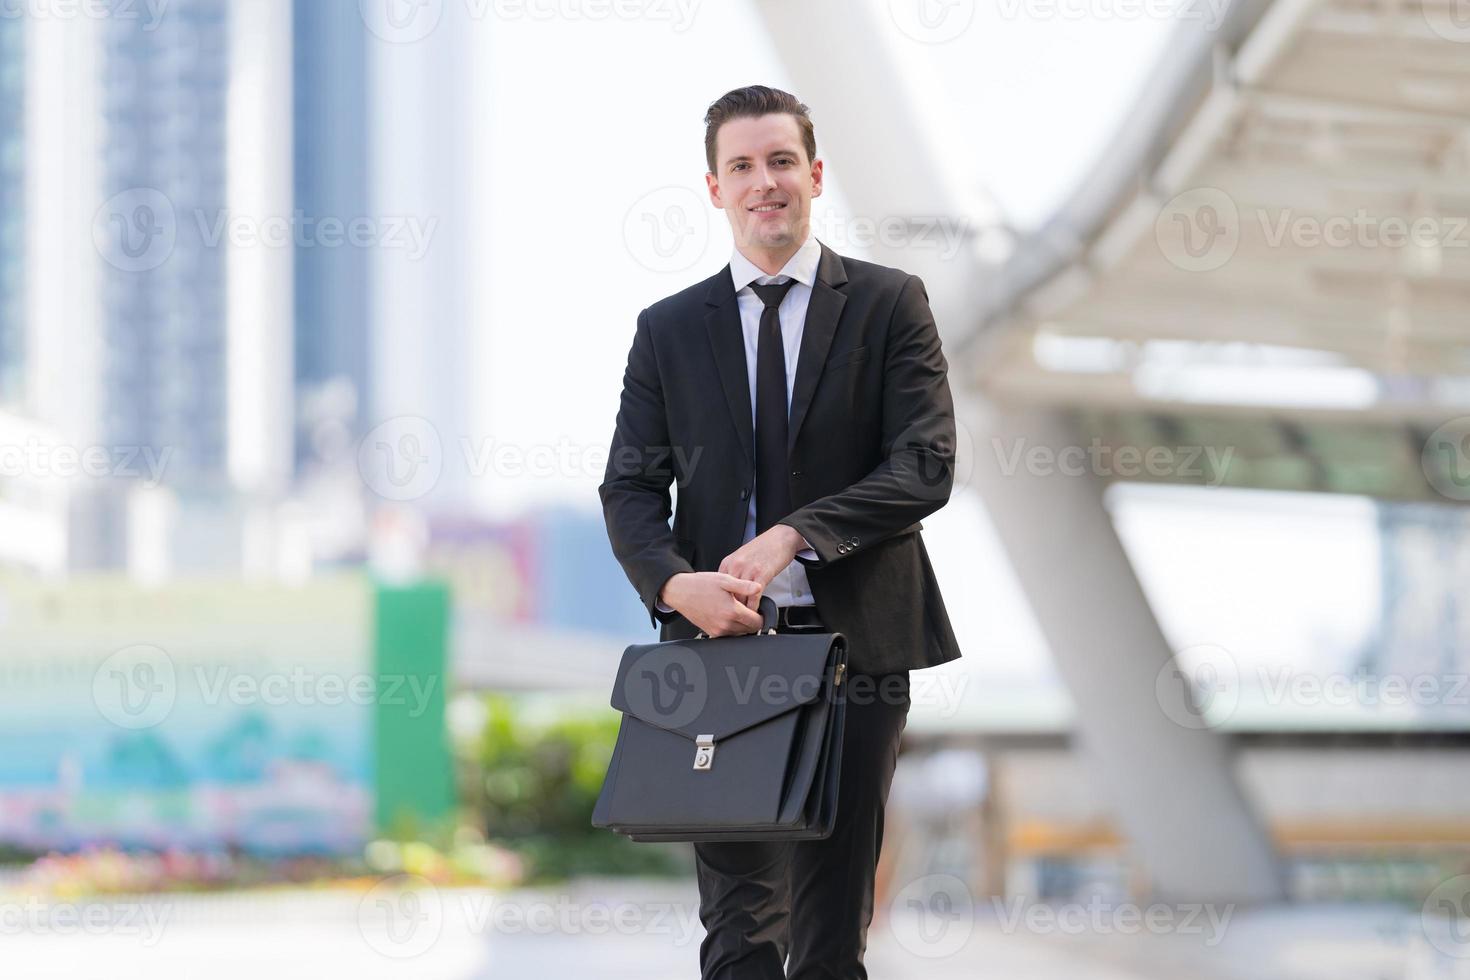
xmin=96 ymin=0 xmax=232 ymax=492
xmin=292 ymin=0 xmax=372 ymax=480
xmin=65 ymin=0 xmax=295 ymax=575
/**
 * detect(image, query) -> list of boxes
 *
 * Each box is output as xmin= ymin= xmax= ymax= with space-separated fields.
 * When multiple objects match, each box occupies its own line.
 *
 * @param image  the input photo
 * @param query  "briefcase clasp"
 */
xmin=693 ymin=734 xmax=715 ymax=771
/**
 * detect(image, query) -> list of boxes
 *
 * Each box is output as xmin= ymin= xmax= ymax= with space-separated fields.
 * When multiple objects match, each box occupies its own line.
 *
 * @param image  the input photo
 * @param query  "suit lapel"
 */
xmin=704 ymin=272 xmax=754 ymax=468
xmin=787 ymin=243 xmax=848 ymax=455
xmin=702 ymin=241 xmax=850 ymax=467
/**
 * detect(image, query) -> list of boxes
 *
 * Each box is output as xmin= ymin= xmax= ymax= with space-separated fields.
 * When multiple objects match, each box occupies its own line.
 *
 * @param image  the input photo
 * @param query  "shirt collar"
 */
xmin=729 ymin=232 xmax=821 ymax=295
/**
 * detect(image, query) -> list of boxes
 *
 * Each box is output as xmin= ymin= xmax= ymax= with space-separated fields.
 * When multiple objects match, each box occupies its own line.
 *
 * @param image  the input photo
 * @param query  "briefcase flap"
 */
xmin=609 ymin=632 xmax=841 ymax=743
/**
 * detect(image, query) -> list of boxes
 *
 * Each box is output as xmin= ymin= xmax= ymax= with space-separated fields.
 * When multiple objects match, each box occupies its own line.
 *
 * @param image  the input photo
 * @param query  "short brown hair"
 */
xmin=704 ymin=85 xmax=817 ymax=175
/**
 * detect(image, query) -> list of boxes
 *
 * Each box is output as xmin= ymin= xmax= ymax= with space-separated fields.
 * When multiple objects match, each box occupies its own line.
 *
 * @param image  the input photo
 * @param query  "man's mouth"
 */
xmin=749 ymin=202 xmax=787 ymax=213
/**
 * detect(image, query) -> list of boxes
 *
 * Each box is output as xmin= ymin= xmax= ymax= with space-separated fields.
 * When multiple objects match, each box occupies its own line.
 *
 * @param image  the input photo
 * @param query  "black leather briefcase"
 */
xmin=592 ymin=598 xmax=849 ymax=842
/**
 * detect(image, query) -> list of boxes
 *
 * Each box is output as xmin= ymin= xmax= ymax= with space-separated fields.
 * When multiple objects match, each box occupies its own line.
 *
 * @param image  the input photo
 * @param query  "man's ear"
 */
xmin=706 ymin=171 xmax=723 ymax=209
xmin=810 ymin=158 xmax=823 ymax=199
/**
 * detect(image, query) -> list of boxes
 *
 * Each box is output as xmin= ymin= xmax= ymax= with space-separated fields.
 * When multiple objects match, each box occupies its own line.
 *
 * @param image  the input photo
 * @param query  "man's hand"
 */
xmin=660 ymin=572 xmax=765 ymax=637
xmin=719 ymin=524 xmax=806 ymax=611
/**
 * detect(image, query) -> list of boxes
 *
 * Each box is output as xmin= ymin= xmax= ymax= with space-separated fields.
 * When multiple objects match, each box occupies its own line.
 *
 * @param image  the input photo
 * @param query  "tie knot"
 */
xmin=750 ymin=279 xmax=797 ymax=310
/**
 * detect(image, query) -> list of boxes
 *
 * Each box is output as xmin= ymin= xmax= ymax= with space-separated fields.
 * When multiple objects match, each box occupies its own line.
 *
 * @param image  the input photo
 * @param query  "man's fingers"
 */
xmin=729 ymin=598 xmax=763 ymax=628
xmin=717 ymin=573 xmax=763 ymax=596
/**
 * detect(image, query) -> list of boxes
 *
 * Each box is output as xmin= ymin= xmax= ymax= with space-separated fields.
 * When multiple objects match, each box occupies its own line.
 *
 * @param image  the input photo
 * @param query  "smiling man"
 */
xmin=599 ymin=84 xmax=963 ymax=979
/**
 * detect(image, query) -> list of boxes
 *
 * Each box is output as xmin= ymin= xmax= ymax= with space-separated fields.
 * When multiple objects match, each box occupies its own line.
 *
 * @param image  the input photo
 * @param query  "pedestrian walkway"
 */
xmin=0 ymin=878 xmax=1445 ymax=979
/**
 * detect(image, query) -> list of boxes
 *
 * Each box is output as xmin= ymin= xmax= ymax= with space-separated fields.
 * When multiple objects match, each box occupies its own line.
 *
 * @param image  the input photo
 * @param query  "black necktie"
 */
xmin=751 ymin=279 xmax=798 ymax=535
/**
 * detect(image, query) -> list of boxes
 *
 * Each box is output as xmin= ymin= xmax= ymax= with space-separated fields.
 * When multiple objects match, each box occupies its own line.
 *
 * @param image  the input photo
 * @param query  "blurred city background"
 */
xmin=1 ymin=0 xmax=1469 ymax=976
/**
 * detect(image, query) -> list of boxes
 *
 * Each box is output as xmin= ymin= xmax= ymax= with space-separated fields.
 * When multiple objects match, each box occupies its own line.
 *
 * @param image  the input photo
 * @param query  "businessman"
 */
xmin=599 ymin=85 xmax=962 ymax=979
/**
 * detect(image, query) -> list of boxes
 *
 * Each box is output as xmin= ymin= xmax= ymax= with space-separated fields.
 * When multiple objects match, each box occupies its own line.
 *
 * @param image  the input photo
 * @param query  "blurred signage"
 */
xmin=0 ymin=574 xmax=451 ymax=855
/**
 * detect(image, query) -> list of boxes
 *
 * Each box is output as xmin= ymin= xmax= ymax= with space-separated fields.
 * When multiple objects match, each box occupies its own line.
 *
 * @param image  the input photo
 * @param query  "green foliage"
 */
xmin=379 ymin=808 xmax=461 ymax=853
xmin=461 ymin=694 xmax=687 ymax=882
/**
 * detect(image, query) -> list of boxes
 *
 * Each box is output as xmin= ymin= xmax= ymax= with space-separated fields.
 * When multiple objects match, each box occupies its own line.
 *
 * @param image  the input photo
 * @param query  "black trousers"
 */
xmin=693 ymin=624 xmax=911 ymax=980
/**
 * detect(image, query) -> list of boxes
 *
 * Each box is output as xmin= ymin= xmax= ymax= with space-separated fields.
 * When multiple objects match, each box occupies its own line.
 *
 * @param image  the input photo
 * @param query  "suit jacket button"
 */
xmin=852 ymin=537 xmax=860 ymax=545
xmin=790 ymin=470 xmax=802 ymax=479
xmin=740 ymin=487 xmax=749 ymax=500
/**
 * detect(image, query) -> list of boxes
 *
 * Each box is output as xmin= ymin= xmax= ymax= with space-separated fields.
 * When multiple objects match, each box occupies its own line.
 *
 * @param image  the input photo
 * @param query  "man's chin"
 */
xmin=737 ymin=223 xmax=796 ymax=250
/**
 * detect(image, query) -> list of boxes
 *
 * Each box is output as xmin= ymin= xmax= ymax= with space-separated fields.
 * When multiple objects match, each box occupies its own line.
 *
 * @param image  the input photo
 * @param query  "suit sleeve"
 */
xmin=778 ymin=275 xmax=956 ymax=567
xmin=598 ymin=308 xmax=692 ymax=628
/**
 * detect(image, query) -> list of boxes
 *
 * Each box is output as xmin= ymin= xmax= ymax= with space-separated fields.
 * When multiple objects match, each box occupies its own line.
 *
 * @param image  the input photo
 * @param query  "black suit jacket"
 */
xmin=599 ymin=241 xmax=962 ymax=675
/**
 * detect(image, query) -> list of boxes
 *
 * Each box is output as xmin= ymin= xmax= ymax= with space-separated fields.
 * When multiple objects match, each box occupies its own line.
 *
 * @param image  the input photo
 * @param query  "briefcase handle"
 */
xmin=694 ymin=595 xmax=779 ymax=639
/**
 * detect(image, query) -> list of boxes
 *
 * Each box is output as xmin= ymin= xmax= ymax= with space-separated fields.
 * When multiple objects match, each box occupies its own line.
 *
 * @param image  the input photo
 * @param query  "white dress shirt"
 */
xmin=657 ymin=232 xmax=822 ymax=613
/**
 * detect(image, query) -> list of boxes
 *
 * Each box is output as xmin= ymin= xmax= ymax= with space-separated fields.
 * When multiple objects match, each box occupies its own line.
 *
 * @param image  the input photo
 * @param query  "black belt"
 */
xmin=775 ymin=604 xmax=824 ymax=629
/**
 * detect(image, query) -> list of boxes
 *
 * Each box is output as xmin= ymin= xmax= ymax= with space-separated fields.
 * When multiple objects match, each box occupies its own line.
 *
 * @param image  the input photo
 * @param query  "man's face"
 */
xmin=706 ymin=113 xmax=823 ymax=253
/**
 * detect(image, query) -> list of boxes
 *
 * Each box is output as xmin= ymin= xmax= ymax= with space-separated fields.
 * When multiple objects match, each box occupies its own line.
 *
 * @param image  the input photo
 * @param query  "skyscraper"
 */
xmin=96 ymin=0 xmax=232 ymax=491
xmin=292 ymin=0 xmax=372 ymax=480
